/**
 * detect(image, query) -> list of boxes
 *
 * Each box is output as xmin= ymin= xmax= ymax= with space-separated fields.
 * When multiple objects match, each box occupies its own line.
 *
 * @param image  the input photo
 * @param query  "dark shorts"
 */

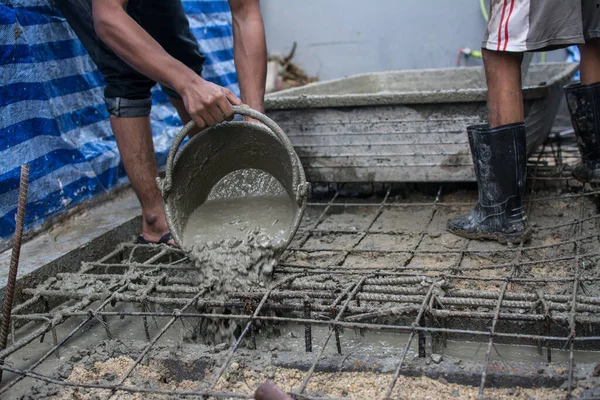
xmin=54 ymin=0 xmax=206 ymax=117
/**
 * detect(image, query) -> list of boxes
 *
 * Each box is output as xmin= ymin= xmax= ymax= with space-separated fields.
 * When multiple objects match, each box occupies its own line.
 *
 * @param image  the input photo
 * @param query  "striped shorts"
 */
xmin=482 ymin=0 xmax=600 ymax=52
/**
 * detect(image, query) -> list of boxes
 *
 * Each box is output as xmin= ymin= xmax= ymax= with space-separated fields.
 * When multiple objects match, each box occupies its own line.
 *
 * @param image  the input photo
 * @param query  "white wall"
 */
xmin=261 ymin=0 xmax=566 ymax=81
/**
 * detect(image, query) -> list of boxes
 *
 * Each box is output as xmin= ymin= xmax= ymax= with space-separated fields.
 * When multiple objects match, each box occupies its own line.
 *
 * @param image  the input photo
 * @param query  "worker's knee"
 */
xmin=103 ymin=77 xmax=155 ymax=118
xmin=104 ymin=96 xmax=153 ymax=118
xmin=482 ymin=48 xmax=523 ymax=66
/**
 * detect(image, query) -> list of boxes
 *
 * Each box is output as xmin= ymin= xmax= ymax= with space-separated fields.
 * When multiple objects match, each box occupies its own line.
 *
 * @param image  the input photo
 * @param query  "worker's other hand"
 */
xmin=181 ymin=77 xmax=242 ymax=130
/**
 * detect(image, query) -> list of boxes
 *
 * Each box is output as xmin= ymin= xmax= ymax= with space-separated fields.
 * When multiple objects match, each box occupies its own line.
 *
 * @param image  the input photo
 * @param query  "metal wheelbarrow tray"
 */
xmin=264 ymin=63 xmax=579 ymax=182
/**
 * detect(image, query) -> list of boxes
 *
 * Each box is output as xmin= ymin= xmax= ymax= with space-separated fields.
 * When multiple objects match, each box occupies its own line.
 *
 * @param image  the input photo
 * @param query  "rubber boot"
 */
xmin=447 ymin=123 xmax=531 ymax=244
xmin=564 ymin=82 xmax=600 ymax=183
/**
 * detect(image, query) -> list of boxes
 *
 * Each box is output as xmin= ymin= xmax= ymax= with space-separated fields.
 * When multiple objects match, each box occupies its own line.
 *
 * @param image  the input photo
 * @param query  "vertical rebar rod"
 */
xmin=327 ymin=188 xmax=390 ymax=352
xmin=329 ymin=283 xmax=355 ymax=357
xmin=384 ymin=282 xmax=436 ymax=399
xmin=0 ymin=165 xmax=29 ymax=382
xmin=209 ymin=274 xmax=302 ymax=391
xmin=477 ymin=279 xmax=510 ymax=400
xmin=567 ymin=193 xmax=586 ymax=399
xmin=417 ymin=328 xmax=426 ymax=358
xmin=536 ymin=290 xmax=552 ymax=363
xmin=296 ymin=276 xmax=367 ymax=395
xmin=304 ymin=301 xmax=312 ymax=352
xmin=334 ymin=309 xmax=342 ymax=355
xmin=42 ymin=298 xmax=59 ymax=359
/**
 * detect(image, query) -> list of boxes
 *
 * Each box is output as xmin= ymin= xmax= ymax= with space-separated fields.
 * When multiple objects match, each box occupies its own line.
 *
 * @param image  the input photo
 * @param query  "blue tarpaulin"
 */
xmin=0 ymin=0 xmax=239 ymax=243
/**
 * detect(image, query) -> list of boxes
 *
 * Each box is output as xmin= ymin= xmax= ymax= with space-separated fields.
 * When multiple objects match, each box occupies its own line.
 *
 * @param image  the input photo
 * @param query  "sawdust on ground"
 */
xmin=53 ymin=357 xmax=576 ymax=400
xmin=52 ymin=357 xmax=200 ymax=400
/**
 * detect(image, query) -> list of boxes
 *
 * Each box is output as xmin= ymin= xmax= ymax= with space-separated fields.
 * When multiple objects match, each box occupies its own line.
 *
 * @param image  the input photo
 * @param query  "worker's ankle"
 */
xmin=142 ymin=211 xmax=169 ymax=233
xmin=143 ymin=212 xmax=160 ymax=226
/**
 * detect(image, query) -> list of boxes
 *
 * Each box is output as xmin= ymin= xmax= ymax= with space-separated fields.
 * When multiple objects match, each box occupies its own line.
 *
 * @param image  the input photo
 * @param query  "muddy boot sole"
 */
xmin=572 ymin=166 xmax=600 ymax=185
xmin=447 ymin=225 xmax=532 ymax=245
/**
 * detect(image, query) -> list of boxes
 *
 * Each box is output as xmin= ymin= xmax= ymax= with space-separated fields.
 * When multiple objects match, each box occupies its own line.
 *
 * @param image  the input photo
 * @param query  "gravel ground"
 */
xmin=33 ymin=356 xmax=577 ymax=400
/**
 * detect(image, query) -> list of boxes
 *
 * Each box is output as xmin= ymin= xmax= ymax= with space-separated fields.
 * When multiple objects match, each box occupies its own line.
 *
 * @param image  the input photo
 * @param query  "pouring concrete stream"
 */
xmin=157 ymin=106 xmax=308 ymax=342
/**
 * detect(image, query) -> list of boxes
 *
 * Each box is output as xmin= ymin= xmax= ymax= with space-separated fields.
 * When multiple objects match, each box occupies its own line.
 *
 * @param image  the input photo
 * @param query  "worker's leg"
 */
xmin=108 ymin=113 xmax=173 ymax=244
xmin=482 ymin=49 xmax=524 ymax=127
xmin=446 ymin=49 xmax=530 ymax=244
xmin=579 ymin=38 xmax=600 ymax=85
xmin=565 ymin=38 xmax=600 ymax=183
xmin=580 ymin=0 xmax=600 ymax=84
xmin=445 ymin=0 xmax=545 ymax=244
xmin=55 ymin=0 xmax=174 ymax=245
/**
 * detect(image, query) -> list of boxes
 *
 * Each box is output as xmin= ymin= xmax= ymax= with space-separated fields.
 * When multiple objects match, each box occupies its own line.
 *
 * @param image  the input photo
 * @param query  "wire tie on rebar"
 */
xmin=89 ymin=310 xmax=104 ymax=325
xmin=562 ymin=333 xmax=576 ymax=350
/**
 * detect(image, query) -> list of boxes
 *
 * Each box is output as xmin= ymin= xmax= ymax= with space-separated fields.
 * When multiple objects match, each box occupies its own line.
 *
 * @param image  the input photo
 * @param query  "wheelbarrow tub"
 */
xmin=265 ymin=63 xmax=579 ymax=182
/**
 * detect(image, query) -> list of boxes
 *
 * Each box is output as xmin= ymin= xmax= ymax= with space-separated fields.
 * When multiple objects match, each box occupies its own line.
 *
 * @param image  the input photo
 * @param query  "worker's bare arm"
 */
xmin=92 ymin=0 xmax=241 ymax=128
xmin=228 ymin=0 xmax=267 ymax=114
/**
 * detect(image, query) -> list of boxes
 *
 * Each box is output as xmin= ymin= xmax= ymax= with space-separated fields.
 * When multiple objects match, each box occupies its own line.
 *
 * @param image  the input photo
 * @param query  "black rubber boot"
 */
xmin=447 ymin=123 xmax=531 ymax=244
xmin=564 ymin=82 xmax=600 ymax=183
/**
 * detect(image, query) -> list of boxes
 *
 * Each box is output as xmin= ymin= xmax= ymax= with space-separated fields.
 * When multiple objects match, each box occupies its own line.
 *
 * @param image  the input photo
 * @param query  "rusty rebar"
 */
xmin=304 ymin=301 xmax=312 ymax=352
xmin=0 ymin=165 xmax=29 ymax=382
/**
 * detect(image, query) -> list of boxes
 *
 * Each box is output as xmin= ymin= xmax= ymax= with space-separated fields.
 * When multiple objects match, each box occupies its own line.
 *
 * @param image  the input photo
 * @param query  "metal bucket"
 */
xmin=158 ymin=106 xmax=308 ymax=252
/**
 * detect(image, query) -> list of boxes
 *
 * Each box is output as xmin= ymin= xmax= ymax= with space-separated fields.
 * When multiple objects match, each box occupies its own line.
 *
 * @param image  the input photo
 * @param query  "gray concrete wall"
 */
xmin=261 ymin=0 xmax=567 ymax=81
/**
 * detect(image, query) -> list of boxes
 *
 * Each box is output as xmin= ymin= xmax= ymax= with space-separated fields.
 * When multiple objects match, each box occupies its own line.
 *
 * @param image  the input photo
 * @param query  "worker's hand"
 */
xmin=181 ymin=77 xmax=242 ymax=130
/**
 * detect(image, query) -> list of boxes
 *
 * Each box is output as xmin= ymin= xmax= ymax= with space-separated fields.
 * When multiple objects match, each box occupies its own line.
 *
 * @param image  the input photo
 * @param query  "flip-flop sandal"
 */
xmin=135 ymin=232 xmax=177 ymax=247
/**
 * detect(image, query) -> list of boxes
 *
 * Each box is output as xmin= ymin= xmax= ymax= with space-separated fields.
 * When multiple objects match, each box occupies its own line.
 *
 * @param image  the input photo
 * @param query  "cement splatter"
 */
xmin=180 ymin=191 xmax=295 ymax=344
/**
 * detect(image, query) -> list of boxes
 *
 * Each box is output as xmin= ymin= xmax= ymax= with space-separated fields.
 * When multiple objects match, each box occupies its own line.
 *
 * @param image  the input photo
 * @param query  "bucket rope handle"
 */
xmin=160 ymin=105 xmax=307 ymax=204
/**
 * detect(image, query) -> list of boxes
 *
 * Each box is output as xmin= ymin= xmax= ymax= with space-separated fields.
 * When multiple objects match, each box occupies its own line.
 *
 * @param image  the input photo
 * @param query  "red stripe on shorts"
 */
xmin=497 ymin=0 xmax=509 ymax=50
xmin=503 ymin=0 xmax=516 ymax=51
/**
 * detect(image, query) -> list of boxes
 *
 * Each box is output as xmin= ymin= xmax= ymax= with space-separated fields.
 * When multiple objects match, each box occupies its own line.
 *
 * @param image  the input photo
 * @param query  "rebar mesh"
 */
xmin=0 ymin=136 xmax=599 ymax=399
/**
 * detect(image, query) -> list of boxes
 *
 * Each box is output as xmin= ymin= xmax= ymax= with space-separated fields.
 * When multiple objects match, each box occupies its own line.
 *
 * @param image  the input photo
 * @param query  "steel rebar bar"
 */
xmin=0 ymin=165 xmax=29 ymax=382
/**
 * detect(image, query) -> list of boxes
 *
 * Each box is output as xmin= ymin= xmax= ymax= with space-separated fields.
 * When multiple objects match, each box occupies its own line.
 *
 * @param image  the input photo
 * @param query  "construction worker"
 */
xmin=447 ymin=0 xmax=600 ymax=244
xmin=53 ymin=0 xmax=266 ymax=246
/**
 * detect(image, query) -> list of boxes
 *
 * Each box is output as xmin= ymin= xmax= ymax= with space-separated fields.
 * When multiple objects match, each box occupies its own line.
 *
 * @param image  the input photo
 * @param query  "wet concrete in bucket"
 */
xmin=180 ymin=169 xmax=296 ymax=344
xmin=183 ymin=195 xmax=293 ymax=246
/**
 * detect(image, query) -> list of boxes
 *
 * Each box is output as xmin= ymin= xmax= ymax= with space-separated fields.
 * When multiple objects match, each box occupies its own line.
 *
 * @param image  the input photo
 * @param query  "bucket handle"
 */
xmin=159 ymin=105 xmax=307 ymax=204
